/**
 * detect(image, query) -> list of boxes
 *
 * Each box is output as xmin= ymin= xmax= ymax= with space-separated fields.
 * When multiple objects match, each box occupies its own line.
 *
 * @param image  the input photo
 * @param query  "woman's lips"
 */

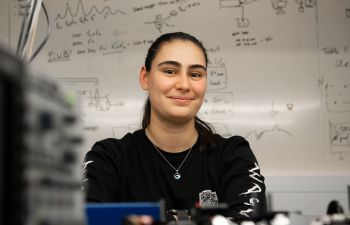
xmin=170 ymin=96 xmax=194 ymax=100
xmin=168 ymin=96 xmax=194 ymax=104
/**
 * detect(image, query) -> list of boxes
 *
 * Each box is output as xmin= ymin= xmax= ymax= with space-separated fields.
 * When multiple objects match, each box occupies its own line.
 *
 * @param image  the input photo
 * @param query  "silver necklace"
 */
xmin=151 ymin=142 xmax=193 ymax=180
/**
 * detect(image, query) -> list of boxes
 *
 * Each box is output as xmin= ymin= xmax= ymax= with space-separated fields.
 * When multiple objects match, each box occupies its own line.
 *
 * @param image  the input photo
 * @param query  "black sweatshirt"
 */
xmin=83 ymin=129 xmax=266 ymax=220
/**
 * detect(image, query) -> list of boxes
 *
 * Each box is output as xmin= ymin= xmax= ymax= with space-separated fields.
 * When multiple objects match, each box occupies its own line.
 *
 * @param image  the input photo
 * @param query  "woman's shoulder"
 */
xmin=213 ymin=134 xmax=249 ymax=148
xmin=210 ymin=134 xmax=253 ymax=157
xmin=89 ymin=129 xmax=144 ymax=156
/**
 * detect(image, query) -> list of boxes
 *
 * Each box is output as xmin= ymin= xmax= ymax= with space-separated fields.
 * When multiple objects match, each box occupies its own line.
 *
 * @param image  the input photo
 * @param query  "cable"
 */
xmin=29 ymin=1 xmax=51 ymax=62
xmin=17 ymin=0 xmax=36 ymax=58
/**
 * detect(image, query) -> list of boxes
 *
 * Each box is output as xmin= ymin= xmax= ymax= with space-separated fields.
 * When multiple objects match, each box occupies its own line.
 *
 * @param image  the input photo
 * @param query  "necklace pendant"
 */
xmin=174 ymin=172 xmax=181 ymax=180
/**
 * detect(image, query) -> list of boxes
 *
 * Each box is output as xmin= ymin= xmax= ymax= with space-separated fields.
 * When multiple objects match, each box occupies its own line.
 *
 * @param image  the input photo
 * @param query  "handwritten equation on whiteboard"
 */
xmin=47 ymin=33 xmax=154 ymax=63
xmin=207 ymin=65 xmax=228 ymax=90
xmin=200 ymin=92 xmax=234 ymax=120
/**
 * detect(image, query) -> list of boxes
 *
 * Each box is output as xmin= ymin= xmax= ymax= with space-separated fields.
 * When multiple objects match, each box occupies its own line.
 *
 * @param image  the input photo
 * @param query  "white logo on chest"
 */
xmin=199 ymin=190 xmax=218 ymax=207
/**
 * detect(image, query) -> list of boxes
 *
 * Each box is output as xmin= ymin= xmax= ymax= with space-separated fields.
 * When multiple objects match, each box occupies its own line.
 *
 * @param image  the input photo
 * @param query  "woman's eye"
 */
xmin=163 ymin=69 xmax=176 ymax=75
xmin=190 ymin=72 xmax=203 ymax=79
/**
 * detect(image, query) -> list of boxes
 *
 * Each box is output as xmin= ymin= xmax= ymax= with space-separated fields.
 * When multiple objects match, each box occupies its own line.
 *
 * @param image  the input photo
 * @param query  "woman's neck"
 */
xmin=146 ymin=118 xmax=198 ymax=153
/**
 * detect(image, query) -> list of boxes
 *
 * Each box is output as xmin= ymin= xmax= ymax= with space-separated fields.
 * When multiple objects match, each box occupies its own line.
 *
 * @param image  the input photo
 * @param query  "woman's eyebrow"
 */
xmin=189 ymin=64 xmax=207 ymax=72
xmin=157 ymin=60 xmax=181 ymax=68
xmin=158 ymin=60 xmax=206 ymax=71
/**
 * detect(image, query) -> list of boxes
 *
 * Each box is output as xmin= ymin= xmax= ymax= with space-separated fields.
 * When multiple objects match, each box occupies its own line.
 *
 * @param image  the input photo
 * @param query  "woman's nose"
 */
xmin=175 ymin=72 xmax=190 ymax=90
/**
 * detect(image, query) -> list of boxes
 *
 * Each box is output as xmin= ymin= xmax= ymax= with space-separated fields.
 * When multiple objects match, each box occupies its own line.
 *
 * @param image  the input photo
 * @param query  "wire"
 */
xmin=29 ymin=1 xmax=51 ymax=62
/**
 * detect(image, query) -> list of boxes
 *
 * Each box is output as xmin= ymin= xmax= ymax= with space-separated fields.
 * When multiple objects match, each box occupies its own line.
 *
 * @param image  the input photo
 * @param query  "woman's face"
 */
xmin=140 ymin=40 xmax=207 ymax=124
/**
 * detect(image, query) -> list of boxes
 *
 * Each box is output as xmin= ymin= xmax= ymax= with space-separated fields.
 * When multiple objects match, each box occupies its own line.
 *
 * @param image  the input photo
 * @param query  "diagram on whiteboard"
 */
xmin=245 ymin=101 xmax=293 ymax=140
xmin=57 ymin=77 xmax=125 ymax=133
xmin=144 ymin=10 xmax=178 ymax=33
xmin=271 ymin=0 xmax=288 ymax=15
xmin=144 ymin=1 xmax=201 ymax=33
xmin=294 ymin=0 xmax=316 ymax=13
xmin=219 ymin=0 xmax=259 ymax=28
xmin=329 ymin=121 xmax=350 ymax=161
xmin=324 ymin=82 xmax=350 ymax=113
xmin=58 ymin=77 xmax=124 ymax=111
xmin=271 ymin=0 xmax=316 ymax=15
xmin=218 ymin=0 xmax=316 ymax=30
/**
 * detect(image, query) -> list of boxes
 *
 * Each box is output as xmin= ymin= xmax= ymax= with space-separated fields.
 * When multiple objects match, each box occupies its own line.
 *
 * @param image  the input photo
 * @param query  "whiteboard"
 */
xmin=1 ymin=0 xmax=350 ymax=175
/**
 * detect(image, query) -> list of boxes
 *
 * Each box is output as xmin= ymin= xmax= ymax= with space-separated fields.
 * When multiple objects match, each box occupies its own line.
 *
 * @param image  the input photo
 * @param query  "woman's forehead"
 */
xmin=152 ymin=40 xmax=206 ymax=66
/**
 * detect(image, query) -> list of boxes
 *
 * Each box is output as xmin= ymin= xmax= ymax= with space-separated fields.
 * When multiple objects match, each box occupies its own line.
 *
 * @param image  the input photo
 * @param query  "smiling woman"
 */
xmin=140 ymin=39 xmax=208 ymax=130
xmin=83 ymin=32 xmax=267 ymax=222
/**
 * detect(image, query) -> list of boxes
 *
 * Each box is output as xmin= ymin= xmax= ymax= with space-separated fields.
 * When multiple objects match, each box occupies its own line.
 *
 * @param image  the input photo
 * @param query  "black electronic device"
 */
xmin=0 ymin=45 xmax=26 ymax=225
xmin=0 ymin=46 xmax=85 ymax=225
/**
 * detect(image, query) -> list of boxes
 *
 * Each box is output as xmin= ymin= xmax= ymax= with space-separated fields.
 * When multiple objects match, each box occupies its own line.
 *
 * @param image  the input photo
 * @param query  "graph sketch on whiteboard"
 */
xmin=245 ymin=123 xmax=292 ymax=140
xmin=54 ymin=0 xmax=126 ymax=29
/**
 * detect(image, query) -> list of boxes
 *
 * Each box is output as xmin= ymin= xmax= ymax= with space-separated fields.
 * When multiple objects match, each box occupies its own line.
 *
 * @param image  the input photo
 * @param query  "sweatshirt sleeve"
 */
xmin=82 ymin=139 xmax=121 ymax=203
xmin=219 ymin=136 xmax=267 ymax=220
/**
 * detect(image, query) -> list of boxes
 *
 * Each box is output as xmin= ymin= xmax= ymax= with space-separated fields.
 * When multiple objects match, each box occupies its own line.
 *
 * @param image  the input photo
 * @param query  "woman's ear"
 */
xmin=139 ymin=66 xmax=149 ymax=90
